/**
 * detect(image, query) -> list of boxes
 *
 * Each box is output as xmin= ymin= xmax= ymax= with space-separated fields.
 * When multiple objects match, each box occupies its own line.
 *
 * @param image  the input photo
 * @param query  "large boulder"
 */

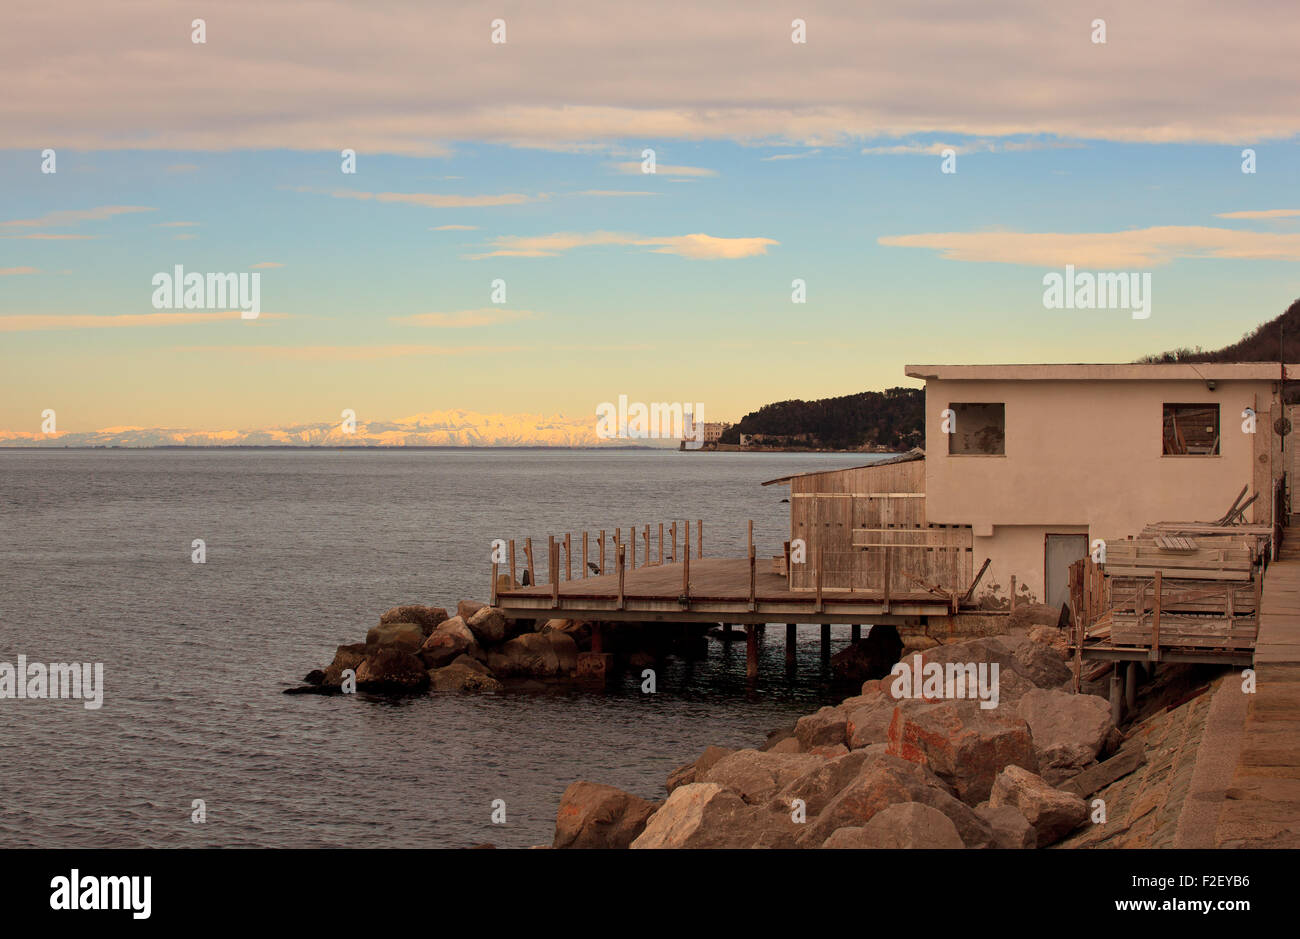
xmin=1008 ymin=602 xmax=1064 ymax=630
xmin=364 ymin=622 xmax=425 ymax=652
xmin=419 ymin=616 xmax=483 ymax=669
xmin=845 ymin=690 xmax=898 ymax=749
xmin=915 ymin=635 xmax=1070 ymax=706
xmin=378 ymin=605 xmax=448 ymax=636
xmin=429 ymin=662 xmax=502 ymax=692
xmin=988 ymin=764 xmax=1088 ymax=846
xmin=553 ymin=781 xmax=657 ymax=849
xmin=823 ymin=802 xmax=964 ymax=849
xmin=795 ymin=706 xmax=849 ymax=750
xmin=354 ymin=648 xmax=429 ymax=692
xmin=322 ymin=643 xmax=367 ymax=687
xmin=829 ymin=625 xmax=904 ymax=682
xmin=1026 ymin=625 xmax=1069 ymax=659
xmin=466 ymin=606 xmax=511 ymax=645
xmin=666 ymin=746 xmax=735 ymax=793
xmin=487 ymin=631 xmax=576 ymax=678
xmin=1016 ymin=688 xmax=1114 ymax=784
xmin=699 ymin=749 xmax=825 ymax=806
xmin=796 ymin=752 xmax=993 ymax=849
xmin=773 ymin=748 xmax=879 ymax=816
xmin=631 ymin=783 xmax=799 ymax=849
xmin=886 ymin=699 xmax=1038 ymax=805
xmin=457 ymin=600 xmax=487 ymax=622
xmin=975 ymin=803 xmax=1036 ymax=849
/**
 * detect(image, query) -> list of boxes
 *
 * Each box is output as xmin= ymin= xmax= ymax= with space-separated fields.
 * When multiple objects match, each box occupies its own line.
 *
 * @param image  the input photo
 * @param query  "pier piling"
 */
xmin=745 ymin=624 xmax=759 ymax=680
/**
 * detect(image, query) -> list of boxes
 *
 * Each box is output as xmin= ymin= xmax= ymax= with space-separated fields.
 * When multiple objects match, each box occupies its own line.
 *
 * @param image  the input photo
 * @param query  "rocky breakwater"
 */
xmin=289 ymin=601 xmax=714 ymax=695
xmin=549 ymin=625 xmax=1122 ymax=848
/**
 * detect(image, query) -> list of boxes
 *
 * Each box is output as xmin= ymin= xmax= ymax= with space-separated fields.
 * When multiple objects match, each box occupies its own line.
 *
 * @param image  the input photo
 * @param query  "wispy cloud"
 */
xmin=761 ymin=149 xmax=822 ymax=161
xmin=251 ymin=261 xmax=284 ymax=268
xmin=0 ymin=311 xmax=290 ymax=332
xmin=612 ymin=162 xmax=717 ymax=177
xmin=861 ymin=138 xmax=1082 ymax=156
xmin=1215 ymin=209 xmax=1300 ymax=220
xmin=156 ymin=221 xmax=200 ymax=228
xmin=571 ymin=189 xmax=657 ymax=197
xmin=392 ymin=308 xmax=539 ymax=327
xmin=879 ymin=225 xmax=1300 ymax=267
xmin=3 ymin=233 xmax=97 ymax=240
xmin=431 ymin=224 xmax=478 ymax=231
xmin=0 ymin=205 xmax=155 ymax=228
xmin=468 ymin=230 xmax=777 ymax=260
xmin=299 ymin=187 xmax=544 ymax=208
xmin=0 ymin=267 xmax=40 ymax=276
xmin=183 ymin=344 xmax=517 ymax=361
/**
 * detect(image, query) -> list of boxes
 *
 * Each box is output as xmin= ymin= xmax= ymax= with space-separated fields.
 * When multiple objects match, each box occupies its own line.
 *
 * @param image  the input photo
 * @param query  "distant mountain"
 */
xmin=0 ymin=409 xmax=672 ymax=449
xmin=719 ymin=387 xmax=924 ymax=450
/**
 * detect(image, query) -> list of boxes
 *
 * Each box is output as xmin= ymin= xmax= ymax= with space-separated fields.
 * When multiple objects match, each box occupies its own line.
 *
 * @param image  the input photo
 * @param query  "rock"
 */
xmin=354 ymin=648 xmax=429 ymax=692
xmin=796 ymin=752 xmax=993 ymax=849
xmin=487 ymin=631 xmax=577 ymax=678
xmin=553 ymin=781 xmax=657 ymax=849
xmin=1016 ymin=688 xmax=1114 ymax=784
xmin=322 ymin=643 xmax=368 ymax=686
xmin=429 ymin=662 xmax=503 ymax=692
xmin=795 ymin=706 xmax=849 ymax=750
xmin=823 ymin=802 xmax=965 ymax=849
xmin=758 ymin=724 xmax=797 ymax=752
xmin=989 ymin=764 xmax=1088 ymax=846
xmin=774 ymin=748 xmax=878 ymax=816
xmin=364 ymin=622 xmax=425 ymax=652
xmin=887 ymin=699 xmax=1038 ymax=805
xmin=303 ymin=669 xmax=325 ymax=685
xmin=419 ymin=616 xmax=483 ymax=669
xmin=768 ymin=737 xmax=803 ymax=754
xmin=457 ymin=600 xmax=487 ymax=622
xmin=450 ymin=654 xmax=492 ymax=675
xmin=1027 ymin=625 xmax=1069 ymax=659
xmin=466 ymin=606 xmax=511 ymax=645
xmin=1060 ymin=740 xmax=1147 ymax=798
xmin=1009 ymin=636 xmax=1073 ymax=689
xmin=975 ymin=803 xmax=1036 ymax=849
xmin=913 ymin=636 xmax=1067 ymax=707
xmin=845 ymin=693 xmax=897 ymax=749
xmin=829 ymin=625 xmax=904 ymax=682
xmin=666 ymin=745 xmax=735 ymax=794
xmin=378 ymin=605 xmax=448 ymax=636
xmin=631 ymin=783 xmax=799 ymax=849
xmin=1008 ymin=602 xmax=1064 ymax=630
xmin=701 ymin=749 xmax=826 ymax=805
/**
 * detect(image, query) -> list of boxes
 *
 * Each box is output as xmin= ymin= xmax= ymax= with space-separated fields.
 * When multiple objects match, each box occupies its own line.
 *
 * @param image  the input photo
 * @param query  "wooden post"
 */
xmin=617 ymin=544 xmax=626 ymax=610
xmin=564 ymin=533 xmax=572 ymax=581
xmin=509 ymin=538 xmax=517 ymax=587
xmin=851 ymin=624 xmax=861 ymax=642
xmin=747 ymin=520 xmax=754 ymax=558
xmin=643 ymin=525 xmax=650 ymax=564
xmin=525 ymin=537 xmax=535 ymax=587
xmin=630 ymin=525 xmax=636 ymax=569
xmin=682 ymin=520 xmax=691 ymax=599
xmin=615 ymin=527 xmax=621 ymax=551
xmin=658 ymin=523 xmax=664 ymax=564
xmin=820 ymin=623 xmax=831 ymax=661
xmin=491 ymin=559 xmax=499 ymax=605
xmin=582 ymin=531 xmax=588 ymax=578
xmin=745 ymin=624 xmax=759 ymax=680
xmin=599 ymin=529 xmax=606 ymax=574
xmin=815 ymin=546 xmax=824 ymax=613
xmin=591 ymin=622 xmax=603 ymax=654
xmin=670 ymin=522 xmax=677 ymax=562
xmin=785 ymin=624 xmax=797 ymax=667
xmin=1151 ymin=570 xmax=1162 ymax=662
xmin=697 ymin=519 xmax=703 ymax=558
xmin=548 ymin=534 xmax=556 ymax=583
xmin=550 ymin=539 xmax=559 ymax=609
xmin=748 ymin=543 xmax=757 ymax=611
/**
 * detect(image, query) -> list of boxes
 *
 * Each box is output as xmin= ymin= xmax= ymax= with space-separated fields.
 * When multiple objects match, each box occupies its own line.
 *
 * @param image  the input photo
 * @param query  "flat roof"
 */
xmin=761 ymin=448 xmax=924 ymax=486
xmin=905 ymin=363 xmax=1297 ymax=382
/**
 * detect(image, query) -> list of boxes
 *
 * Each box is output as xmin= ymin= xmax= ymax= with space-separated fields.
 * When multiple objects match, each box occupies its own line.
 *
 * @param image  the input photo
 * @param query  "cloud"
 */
xmin=174 ymin=233 xmax=197 ymax=240
xmin=301 ymin=187 xmax=543 ymax=208
xmin=761 ymin=149 xmax=821 ymax=161
xmin=156 ymin=221 xmax=200 ymax=227
xmin=879 ymin=225 xmax=1300 ymax=267
xmin=3 ymin=233 xmax=97 ymax=240
xmin=0 ymin=206 xmax=155 ymax=228
xmin=1215 ymin=209 xmax=1300 ymax=220
xmin=431 ymin=224 xmax=478 ymax=231
xmin=860 ymin=138 xmax=1083 ymax=155
xmin=251 ymin=261 xmax=284 ymax=268
xmin=8 ymin=2 xmax=1299 ymax=153
xmin=392 ymin=308 xmax=539 ymax=327
xmin=0 ymin=267 xmax=39 ymax=276
xmin=0 ymin=311 xmax=291 ymax=332
xmin=468 ymin=231 xmax=777 ymax=260
xmin=612 ymin=162 xmax=717 ymax=177
xmin=571 ymin=189 xmax=656 ymax=197
xmin=184 ymin=344 xmax=517 ymax=361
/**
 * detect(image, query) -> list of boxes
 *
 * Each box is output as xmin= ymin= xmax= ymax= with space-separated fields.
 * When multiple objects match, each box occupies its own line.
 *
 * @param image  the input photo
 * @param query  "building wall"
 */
xmin=923 ymin=377 xmax=1281 ymax=601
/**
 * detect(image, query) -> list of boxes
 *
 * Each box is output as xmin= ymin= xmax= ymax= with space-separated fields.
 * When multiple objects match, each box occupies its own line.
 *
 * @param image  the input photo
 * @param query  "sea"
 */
xmin=0 ymin=448 xmax=882 ymax=848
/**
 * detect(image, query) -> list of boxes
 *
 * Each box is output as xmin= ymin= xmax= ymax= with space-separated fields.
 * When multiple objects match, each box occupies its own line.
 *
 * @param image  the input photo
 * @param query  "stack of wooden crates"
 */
xmin=1104 ymin=532 xmax=1263 ymax=654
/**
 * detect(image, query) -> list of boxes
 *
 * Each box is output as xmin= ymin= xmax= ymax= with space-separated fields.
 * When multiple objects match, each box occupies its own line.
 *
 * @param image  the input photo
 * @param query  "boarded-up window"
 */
xmin=948 ymin=402 xmax=1005 ymax=455
xmin=1163 ymin=403 xmax=1219 ymax=455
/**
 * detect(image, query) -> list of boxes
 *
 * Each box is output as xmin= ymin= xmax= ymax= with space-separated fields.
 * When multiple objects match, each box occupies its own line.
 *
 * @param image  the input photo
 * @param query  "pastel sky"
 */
xmin=3 ymin=0 xmax=1299 ymax=442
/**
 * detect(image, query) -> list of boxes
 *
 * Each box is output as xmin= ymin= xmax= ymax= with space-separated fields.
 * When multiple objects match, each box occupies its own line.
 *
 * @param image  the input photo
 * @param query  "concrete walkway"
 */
xmin=1214 ymin=549 xmax=1300 ymax=848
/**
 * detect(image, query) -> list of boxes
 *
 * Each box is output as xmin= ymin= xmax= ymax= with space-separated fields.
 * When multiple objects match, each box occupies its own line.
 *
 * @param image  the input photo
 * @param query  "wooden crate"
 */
xmin=1103 ymin=539 xmax=1254 ymax=581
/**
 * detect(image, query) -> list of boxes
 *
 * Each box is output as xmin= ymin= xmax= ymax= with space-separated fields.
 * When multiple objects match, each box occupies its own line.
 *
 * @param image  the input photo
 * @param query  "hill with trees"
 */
xmin=719 ymin=387 xmax=923 ymax=450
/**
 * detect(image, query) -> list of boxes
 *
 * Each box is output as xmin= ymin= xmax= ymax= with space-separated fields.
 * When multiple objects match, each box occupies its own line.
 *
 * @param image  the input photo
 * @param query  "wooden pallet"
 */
xmin=1104 ymin=539 xmax=1254 ymax=581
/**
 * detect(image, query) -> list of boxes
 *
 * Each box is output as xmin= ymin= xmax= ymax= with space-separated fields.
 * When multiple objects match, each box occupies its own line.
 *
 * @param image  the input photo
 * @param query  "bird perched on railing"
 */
xmin=587 ymin=562 xmax=601 ymax=575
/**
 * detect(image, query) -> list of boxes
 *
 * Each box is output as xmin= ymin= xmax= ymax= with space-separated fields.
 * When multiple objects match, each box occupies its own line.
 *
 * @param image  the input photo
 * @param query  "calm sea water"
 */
xmin=0 ymin=448 xmax=879 ymax=848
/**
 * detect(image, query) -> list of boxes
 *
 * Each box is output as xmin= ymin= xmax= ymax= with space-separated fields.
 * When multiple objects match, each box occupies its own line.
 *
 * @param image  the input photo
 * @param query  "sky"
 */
xmin=2 ymin=0 xmax=1299 ymax=444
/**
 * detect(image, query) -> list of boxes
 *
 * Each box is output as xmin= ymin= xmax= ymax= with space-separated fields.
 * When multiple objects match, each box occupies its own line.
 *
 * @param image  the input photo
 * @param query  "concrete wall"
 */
xmin=923 ymin=377 xmax=1281 ymax=602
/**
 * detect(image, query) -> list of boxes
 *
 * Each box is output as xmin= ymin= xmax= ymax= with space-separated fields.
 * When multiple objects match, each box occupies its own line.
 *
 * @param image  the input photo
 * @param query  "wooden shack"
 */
xmin=762 ymin=450 xmax=974 ymax=598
